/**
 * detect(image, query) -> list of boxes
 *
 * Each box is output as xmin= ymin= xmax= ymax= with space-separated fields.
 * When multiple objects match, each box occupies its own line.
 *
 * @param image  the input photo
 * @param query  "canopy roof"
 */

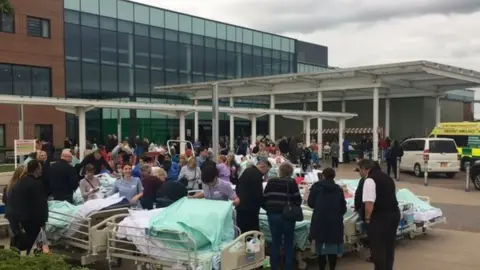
xmin=154 ymin=60 xmax=480 ymax=103
xmin=0 ymin=95 xmax=357 ymax=121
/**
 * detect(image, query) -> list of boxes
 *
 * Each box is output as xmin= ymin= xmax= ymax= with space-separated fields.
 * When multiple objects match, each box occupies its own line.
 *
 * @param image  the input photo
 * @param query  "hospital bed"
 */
xmin=105 ymin=211 xmax=265 ymax=270
xmin=409 ymin=195 xmax=447 ymax=237
xmin=46 ymin=198 xmax=130 ymax=265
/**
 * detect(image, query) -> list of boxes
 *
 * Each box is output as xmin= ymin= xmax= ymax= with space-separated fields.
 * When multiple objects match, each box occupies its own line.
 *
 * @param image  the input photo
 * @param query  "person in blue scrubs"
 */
xmin=110 ymin=163 xmax=144 ymax=207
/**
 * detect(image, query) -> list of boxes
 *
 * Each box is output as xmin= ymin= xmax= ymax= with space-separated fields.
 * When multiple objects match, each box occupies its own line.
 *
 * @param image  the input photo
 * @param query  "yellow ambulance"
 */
xmin=429 ymin=122 xmax=480 ymax=168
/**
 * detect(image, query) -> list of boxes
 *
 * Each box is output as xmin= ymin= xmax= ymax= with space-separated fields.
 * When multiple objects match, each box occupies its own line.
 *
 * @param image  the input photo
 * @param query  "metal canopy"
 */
xmin=0 ymin=95 xmax=357 ymax=121
xmin=153 ymin=60 xmax=480 ymax=103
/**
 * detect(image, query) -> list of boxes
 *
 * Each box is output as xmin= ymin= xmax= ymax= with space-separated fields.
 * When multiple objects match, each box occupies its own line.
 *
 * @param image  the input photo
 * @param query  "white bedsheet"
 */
xmin=116 ymin=209 xmax=221 ymax=270
xmin=413 ymin=208 xmax=443 ymax=222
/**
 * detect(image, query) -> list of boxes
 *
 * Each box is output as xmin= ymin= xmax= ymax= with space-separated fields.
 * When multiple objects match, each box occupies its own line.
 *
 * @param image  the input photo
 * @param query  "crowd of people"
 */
xmin=1 ymin=132 xmax=404 ymax=270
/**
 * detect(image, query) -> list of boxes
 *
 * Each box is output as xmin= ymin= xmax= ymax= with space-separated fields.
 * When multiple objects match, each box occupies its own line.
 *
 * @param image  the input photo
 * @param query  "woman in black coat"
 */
xmin=308 ymin=168 xmax=347 ymax=270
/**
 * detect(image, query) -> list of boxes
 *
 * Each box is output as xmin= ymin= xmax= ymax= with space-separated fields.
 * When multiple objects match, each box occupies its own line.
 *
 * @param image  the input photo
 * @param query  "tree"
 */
xmin=0 ymin=0 xmax=14 ymax=15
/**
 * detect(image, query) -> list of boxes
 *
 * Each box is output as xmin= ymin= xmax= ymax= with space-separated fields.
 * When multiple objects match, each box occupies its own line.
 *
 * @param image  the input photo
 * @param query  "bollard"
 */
xmin=465 ymin=161 xmax=471 ymax=192
xmin=396 ymin=157 xmax=401 ymax=181
xmin=424 ymin=160 xmax=429 ymax=186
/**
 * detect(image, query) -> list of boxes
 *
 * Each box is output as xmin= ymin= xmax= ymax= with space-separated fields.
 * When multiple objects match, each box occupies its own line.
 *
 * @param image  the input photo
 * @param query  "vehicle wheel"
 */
xmin=473 ymin=174 xmax=480 ymax=190
xmin=446 ymin=172 xmax=456 ymax=179
xmin=414 ymin=164 xmax=423 ymax=177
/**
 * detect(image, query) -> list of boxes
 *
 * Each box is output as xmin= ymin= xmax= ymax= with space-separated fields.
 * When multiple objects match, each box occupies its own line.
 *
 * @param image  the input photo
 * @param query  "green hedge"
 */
xmin=0 ymin=249 xmax=88 ymax=270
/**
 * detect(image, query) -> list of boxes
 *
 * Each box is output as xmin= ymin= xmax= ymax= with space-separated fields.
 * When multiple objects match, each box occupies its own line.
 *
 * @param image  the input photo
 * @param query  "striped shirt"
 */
xmin=262 ymin=177 xmax=302 ymax=215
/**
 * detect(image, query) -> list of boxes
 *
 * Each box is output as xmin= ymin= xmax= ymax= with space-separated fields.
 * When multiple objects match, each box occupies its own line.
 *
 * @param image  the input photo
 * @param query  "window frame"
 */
xmin=0 ymin=124 xmax=5 ymax=148
xmin=27 ymin=16 xmax=51 ymax=39
xmin=0 ymin=12 xmax=14 ymax=33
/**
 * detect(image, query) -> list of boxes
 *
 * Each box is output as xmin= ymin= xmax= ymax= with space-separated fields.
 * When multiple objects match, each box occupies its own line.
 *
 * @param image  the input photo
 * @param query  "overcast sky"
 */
xmin=136 ymin=0 xmax=480 ymax=115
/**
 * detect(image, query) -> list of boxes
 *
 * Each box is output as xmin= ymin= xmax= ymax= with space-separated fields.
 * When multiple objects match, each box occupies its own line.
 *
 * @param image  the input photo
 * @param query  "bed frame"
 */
xmin=105 ymin=214 xmax=265 ymax=270
xmin=46 ymin=207 xmax=129 ymax=265
xmin=411 ymin=196 xmax=447 ymax=237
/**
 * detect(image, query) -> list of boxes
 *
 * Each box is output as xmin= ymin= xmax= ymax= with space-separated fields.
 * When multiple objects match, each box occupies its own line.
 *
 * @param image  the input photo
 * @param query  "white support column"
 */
xmin=194 ymin=100 xmax=199 ymax=141
xmin=317 ymin=92 xmax=323 ymax=156
xmin=269 ymin=95 xmax=275 ymax=141
xmin=304 ymin=117 xmax=311 ymax=146
xmin=212 ymin=84 xmax=220 ymax=158
xmin=303 ymin=102 xmax=307 ymax=111
xmin=341 ymin=99 xmax=346 ymax=113
xmin=18 ymin=105 xmax=24 ymax=163
xmin=229 ymin=97 xmax=235 ymax=150
xmin=435 ymin=95 xmax=441 ymax=125
xmin=339 ymin=119 xmax=345 ymax=163
xmin=385 ymin=98 xmax=390 ymax=138
xmin=373 ymin=88 xmax=379 ymax=161
xmin=251 ymin=116 xmax=257 ymax=143
xmin=117 ymin=109 xmax=122 ymax=144
xmin=179 ymin=112 xmax=186 ymax=155
xmin=78 ymin=108 xmax=87 ymax=161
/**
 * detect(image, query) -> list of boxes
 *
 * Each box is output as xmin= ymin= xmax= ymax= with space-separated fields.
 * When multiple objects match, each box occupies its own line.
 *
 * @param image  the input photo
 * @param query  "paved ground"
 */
xmin=1 ymin=162 xmax=479 ymax=269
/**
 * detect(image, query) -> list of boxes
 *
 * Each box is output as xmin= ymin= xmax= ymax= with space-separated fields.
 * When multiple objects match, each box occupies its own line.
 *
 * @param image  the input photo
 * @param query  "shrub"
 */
xmin=0 ymin=249 xmax=88 ymax=270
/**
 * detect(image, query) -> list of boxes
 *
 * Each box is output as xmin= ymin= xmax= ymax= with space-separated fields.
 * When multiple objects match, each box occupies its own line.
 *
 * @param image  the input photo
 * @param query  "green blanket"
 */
xmin=148 ymin=198 xmax=235 ymax=252
xmin=46 ymin=201 xmax=80 ymax=232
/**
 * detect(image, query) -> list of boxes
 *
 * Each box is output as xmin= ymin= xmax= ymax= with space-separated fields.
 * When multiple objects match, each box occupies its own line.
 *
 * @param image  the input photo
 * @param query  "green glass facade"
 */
xmin=63 ymin=0 xmax=310 ymax=143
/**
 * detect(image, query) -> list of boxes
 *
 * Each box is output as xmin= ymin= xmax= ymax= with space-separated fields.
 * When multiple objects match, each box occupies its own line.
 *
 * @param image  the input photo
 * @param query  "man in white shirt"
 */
xmin=359 ymin=159 xmax=400 ymax=270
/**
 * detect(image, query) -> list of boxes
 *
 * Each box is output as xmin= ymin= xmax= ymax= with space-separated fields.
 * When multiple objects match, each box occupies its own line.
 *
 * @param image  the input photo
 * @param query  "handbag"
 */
xmin=282 ymin=179 xmax=304 ymax=222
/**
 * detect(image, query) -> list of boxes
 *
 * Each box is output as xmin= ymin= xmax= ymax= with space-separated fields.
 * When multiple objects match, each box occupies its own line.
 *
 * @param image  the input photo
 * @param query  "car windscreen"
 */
xmin=429 ymin=140 xmax=458 ymax=153
xmin=437 ymin=135 xmax=468 ymax=147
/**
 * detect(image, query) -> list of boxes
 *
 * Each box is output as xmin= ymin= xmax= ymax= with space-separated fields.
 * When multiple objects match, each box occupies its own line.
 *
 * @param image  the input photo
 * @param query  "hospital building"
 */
xmin=0 ymin=0 xmax=474 ymax=149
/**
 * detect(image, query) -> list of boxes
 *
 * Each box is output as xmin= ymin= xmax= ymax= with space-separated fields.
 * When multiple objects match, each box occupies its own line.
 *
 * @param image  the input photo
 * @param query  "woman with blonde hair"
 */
xmin=178 ymin=157 xmax=201 ymax=190
xmin=2 ymin=165 xmax=27 ymax=205
xmin=216 ymin=155 xmax=231 ymax=182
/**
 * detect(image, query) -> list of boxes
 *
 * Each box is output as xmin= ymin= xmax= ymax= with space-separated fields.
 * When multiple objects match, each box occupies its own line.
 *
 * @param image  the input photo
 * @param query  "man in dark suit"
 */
xmin=49 ymin=149 xmax=79 ymax=203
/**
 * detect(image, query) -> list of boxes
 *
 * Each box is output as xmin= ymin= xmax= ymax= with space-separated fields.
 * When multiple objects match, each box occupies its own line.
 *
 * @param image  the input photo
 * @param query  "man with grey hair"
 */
xmin=236 ymin=159 xmax=272 ymax=233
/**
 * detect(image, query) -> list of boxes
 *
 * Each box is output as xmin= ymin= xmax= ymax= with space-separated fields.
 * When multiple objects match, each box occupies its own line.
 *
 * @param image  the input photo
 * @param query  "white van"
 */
xmin=399 ymin=138 xmax=460 ymax=178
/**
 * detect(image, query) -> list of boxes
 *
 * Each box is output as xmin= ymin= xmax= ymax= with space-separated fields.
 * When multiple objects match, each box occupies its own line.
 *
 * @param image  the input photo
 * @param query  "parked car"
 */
xmin=400 ymin=138 xmax=460 ymax=178
xmin=469 ymin=161 xmax=480 ymax=190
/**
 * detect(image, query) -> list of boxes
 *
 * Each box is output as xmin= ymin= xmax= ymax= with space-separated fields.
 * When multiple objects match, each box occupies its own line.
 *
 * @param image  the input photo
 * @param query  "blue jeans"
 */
xmin=267 ymin=214 xmax=296 ymax=270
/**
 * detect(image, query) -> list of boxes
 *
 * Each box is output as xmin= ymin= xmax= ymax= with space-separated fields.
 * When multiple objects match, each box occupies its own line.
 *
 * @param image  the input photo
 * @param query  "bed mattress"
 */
xmin=413 ymin=208 xmax=443 ymax=222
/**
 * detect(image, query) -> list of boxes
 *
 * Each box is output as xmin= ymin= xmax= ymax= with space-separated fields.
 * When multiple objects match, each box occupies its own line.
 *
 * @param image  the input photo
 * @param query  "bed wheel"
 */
xmin=109 ymin=258 xmax=122 ymax=268
xmin=408 ymin=231 xmax=415 ymax=240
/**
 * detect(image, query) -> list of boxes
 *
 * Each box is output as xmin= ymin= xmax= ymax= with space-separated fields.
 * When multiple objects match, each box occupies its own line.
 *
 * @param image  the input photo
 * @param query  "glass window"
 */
xmin=165 ymin=11 xmax=179 ymax=30
xmin=179 ymin=44 xmax=191 ymax=73
xmin=135 ymin=68 xmax=150 ymax=95
xmin=253 ymin=31 xmax=262 ymax=47
xmin=0 ymin=64 xmax=13 ymax=95
xmin=81 ymin=26 xmax=100 ymax=62
xmin=179 ymin=32 xmax=191 ymax=44
xmin=271 ymin=57 xmax=281 ymax=75
xmin=263 ymin=57 xmax=271 ymax=76
xmin=192 ymin=46 xmax=204 ymax=74
xmin=272 ymin=36 xmax=281 ymax=50
xmin=242 ymin=29 xmax=253 ymax=45
xmin=134 ymin=23 xmax=149 ymax=36
xmin=217 ymin=23 xmax=226 ymax=40
xmin=281 ymin=61 xmax=289 ymax=73
xmin=226 ymin=25 xmax=235 ymax=41
xmin=281 ymin=51 xmax=289 ymax=61
xmin=150 ymin=38 xmax=164 ymax=70
xmin=80 ymin=0 xmax=99 ymax=14
xmin=205 ymin=37 xmax=215 ymax=48
xmin=65 ymin=0 xmax=80 ymax=10
xmin=118 ymin=20 xmax=133 ymax=33
xmin=165 ymin=29 xmax=178 ymax=41
xmin=205 ymin=20 xmax=216 ymax=38
xmin=100 ymin=29 xmax=117 ymax=64
xmin=192 ymin=34 xmax=204 ymax=46
xmin=99 ymin=0 xmax=117 ymax=18
xmin=134 ymin=35 xmax=149 ymax=68
xmin=117 ymin=32 xmax=133 ymax=66
xmin=118 ymin=67 xmax=133 ymax=95
xmin=226 ymin=41 xmax=235 ymax=52
xmin=253 ymin=54 xmax=262 ymax=76
xmin=100 ymin=17 xmax=116 ymax=30
xmin=263 ymin=33 xmax=272 ymax=49
xmin=31 ymin=67 xmax=51 ymax=97
xmin=179 ymin=14 xmax=192 ymax=33
xmin=235 ymin=27 xmax=243 ymax=43
xmin=65 ymin=23 xmax=81 ymax=60
xmin=13 ymin=65 xmax=31 ymax=96
xmin=0 ymin=124 xmax=5 ymax=148
xmin=289 ymin=39 xmax=295 ymax=53
xmin=66 ymin=61 xmax=82 ymax=96
xmin=192 ymin=17 xmax=204 ymax=35
xmin=165 ymin=41 xmax=178 ymax=70
xmin=151 ymin=70 xmax=165 ymax=87
xmin=64 ymin=10 xmax=80 ymax=24
xmin=101 ymin=64 xmax=118 ymax=94
xmin=134 ymin=4 xmax=149 ymax=24
xmin=35 ymin=124 xmax=53 ymax=143
xmin=150 ymin=26 xmax=164 ymax=39
xmin=150 ymin=8 xmax=164 ymax=27
xmin=27 ymin=17 xmax=50 ymax=38
xmin=205 ymin=47 xmax=216 ymax=75
xmin=217 ymin=39 xmax=226 ymax=50
xmin=80 ymin=13 xmax=98 ymax=28
xmin=192 ymin=75 xmax=204 ymax=83
xmin=179 ymin=73 xmax=191 ymax=84
xmin=225 ymin=51 xmax=236 ymax=78
xmin=243 ymin=44 xmax=252 ymax=54
xmin=82 ymin=62 xmax=100 ymax=95
xmin=117 ymin=0 xmax=134 ymax=21
xmin=281 ymin=37 xmax=290 ymax=52
xmin=242 ymin=54 xmax=253 ymax=78
xmin=217 ymin=49 xmax=226 ymax=78
xmin=165 ymin=71 xmax=178 ymax=85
